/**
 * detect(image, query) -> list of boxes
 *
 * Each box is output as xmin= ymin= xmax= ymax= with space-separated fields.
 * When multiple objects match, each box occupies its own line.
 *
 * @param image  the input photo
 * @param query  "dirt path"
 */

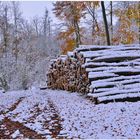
xmin=0 ymin=95 xmax=65 ymax=139
xmin=0 ymin=89 xmax=140 ymax=139
xmin=0 ymin=97 xmax=45 ymax=139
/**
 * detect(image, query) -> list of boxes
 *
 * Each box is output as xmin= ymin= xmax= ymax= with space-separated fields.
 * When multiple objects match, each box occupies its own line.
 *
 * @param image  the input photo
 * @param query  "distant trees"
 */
xmin=0 ymin=2 xmax=60 ymax=90
xmin=32 ymin=16 xmax=41 ymax=37
xmin=0 ymin=2 xmax=23 ymax=59
xmin=43 ymin=8 xmax=51 ymax=38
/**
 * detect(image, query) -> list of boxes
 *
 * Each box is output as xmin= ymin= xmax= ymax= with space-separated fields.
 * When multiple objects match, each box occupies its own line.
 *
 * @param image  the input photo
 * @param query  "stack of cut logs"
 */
xmin=47 ymin=52 xmax=89 ymax=94
xmin=47 ymin=44 xmax=140 ymax=104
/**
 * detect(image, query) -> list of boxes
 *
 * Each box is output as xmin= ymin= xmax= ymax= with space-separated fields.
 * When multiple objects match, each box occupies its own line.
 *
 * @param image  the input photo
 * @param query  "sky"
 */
xmin=20 ymin=1 xmax=56 ymax=21
xmin=19 ymin=1 xmax=117 ymax=26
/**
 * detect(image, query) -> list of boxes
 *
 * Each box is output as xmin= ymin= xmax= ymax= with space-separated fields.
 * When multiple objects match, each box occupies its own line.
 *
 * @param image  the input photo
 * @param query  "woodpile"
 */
xmin=47 ymin=52 xmax=89 ymax=94
xmin=77 ymin=44 xmax=140 ymax=104
xmin=47 ymin=44 xmax=140 ymax=104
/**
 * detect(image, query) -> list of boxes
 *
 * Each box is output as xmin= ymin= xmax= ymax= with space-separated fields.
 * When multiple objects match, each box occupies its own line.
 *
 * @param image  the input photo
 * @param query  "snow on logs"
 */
xmin=47 ymin=44 xmax=140 ymax=104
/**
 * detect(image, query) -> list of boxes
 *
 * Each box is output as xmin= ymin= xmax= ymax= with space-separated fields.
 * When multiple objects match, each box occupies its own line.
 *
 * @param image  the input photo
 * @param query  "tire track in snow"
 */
xmin=26 ymin=96 xmax=67 ymax=138
xmin=0 ymin=97 xmax=25 ymax=115
xmin=0 ymin=117 xmax=44 ymax=139
xmin=0 ymin=92 xmax=67 ymax=139
xmin=44 ymin=98 xmax=67 ymax=138
xmin=0 ymin=96 xmax=45 ymax=139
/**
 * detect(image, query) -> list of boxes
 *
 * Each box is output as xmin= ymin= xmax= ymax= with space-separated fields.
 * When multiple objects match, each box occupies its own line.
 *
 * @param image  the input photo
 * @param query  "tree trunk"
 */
xmin=13 ymin=3 xmax=18 ymax=62
xmin=3 ymin=6 xmax=9 ymax=54
xmin=43 ymin=9 xmax=48 ymax=37
xmin=101 ymin=1 xmax=111 ymax=46
xmin=110 ymin=1 xmax=113 ymax=45
xmin=71 ymin=4 xmax=82 ymax=48
xmin=73 ymin=19 xmax=81 ymax=48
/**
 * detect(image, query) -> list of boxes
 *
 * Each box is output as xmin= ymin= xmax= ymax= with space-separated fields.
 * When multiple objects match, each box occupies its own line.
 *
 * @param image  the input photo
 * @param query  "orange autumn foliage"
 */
xmin=53 ymin=2 xmax=86 ymax=54
xmin=57 ymin=26 xmax=76 ymax=54
xmin=113 ymin=2 xmax=139 ymax=44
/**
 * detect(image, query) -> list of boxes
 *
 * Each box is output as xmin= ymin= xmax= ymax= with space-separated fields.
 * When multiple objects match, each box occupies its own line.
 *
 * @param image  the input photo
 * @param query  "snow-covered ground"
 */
xmin=0 ymin=89 xmax=140 ymax=139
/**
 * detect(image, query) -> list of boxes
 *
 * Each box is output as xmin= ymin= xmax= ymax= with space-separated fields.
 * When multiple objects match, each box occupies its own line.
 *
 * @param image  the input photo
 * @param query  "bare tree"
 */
xmin=85 ymin=2 xmax=99 ymax=44
xmin=32 ymin=16 xmax=41 ymax=37
xmin=20 ymin=19 xmax=34 ymax=40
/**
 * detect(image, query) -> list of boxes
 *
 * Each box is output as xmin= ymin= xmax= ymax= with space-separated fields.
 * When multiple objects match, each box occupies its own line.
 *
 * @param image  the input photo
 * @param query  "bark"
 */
xmin=101 ymin=1 xmax=111 ymax=46
xmin=43 ymin=9 xmax=48 ymax=37
xmin=110 ymin=1 xmax=113 ymax=45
